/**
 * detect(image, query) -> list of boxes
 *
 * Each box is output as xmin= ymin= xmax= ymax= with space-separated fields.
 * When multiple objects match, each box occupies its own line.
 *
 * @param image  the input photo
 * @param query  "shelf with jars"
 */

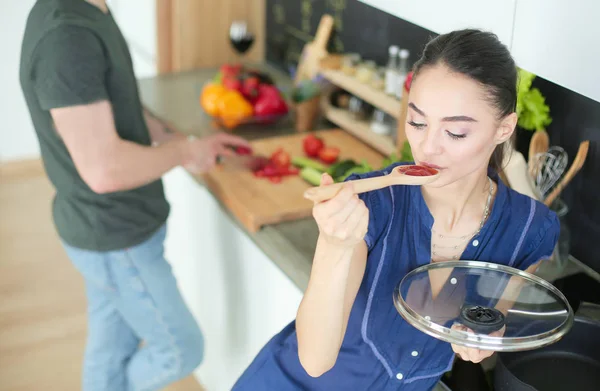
xmin=317 ymin=47 xmax=412 ymax=157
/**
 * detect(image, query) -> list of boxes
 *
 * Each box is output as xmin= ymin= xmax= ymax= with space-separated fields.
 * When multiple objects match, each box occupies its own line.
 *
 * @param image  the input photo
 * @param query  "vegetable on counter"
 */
xmin=318 ymin=147 xmax=340 ymax=164
xmin=217 ymin=90 xmax=254 ymax=128
xmin=200 ymin=63 xmax=289 ymax=129
xmin=302 ymin=134 xmax=325 ymax=158
xmin=293 ymin=135 xmax=418 ymax=187
xmin=252 ymin=147 xmax=299 ymax=184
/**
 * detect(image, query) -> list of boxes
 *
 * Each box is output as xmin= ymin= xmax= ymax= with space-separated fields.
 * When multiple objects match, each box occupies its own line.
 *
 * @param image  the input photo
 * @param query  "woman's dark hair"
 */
xmin=412 ymin=29 xmax=518 ymax=172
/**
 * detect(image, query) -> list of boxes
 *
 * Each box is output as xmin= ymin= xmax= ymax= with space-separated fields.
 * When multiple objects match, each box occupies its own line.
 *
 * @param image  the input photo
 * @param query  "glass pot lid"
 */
xmin=393 ymin=260 xmax=574 ymax=352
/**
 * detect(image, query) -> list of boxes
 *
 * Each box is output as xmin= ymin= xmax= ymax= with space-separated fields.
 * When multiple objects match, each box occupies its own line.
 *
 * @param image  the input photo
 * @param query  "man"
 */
xmin=19 ymin=0 xmax=249 ymax=390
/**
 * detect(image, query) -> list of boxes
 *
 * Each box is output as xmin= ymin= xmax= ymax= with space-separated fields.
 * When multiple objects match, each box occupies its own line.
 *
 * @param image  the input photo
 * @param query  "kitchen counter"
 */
xmin=138 ymin=63 xmax=322 ymax=292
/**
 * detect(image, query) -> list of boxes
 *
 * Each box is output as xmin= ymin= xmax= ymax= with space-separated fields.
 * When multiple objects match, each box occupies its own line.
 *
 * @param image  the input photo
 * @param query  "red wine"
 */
xmin=230 ymin=36 xmax=255 ymax=54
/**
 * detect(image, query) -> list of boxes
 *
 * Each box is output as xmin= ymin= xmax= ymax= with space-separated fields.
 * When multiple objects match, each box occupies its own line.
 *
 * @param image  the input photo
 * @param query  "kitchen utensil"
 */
xmin=294 ymin=14 xmax=334 ymax=85
xmin=543 ymin=140 xmax=590 ymax=206
xmin=494 ymin=302 xmax=600 ymax=391
xmin=302 ymin=165 xmax=439 ymax=203
xmin=529 ymin=146 xmax=568 ymax=199
xmin=393 ymin=260 xmax=573 ymax=352
xmin=216 ymin=152 xmax=269 ymax=172
xmin=528 ymin=130 xmax=550 ymax=177
xmin=202 ymin=129 xmax=385 ymax=232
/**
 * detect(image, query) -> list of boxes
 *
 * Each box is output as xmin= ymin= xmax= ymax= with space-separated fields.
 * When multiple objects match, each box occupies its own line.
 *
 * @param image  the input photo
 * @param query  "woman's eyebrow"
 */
xmin=442 ymin=115 xmax=477 ymax=123
xmin=408 ymin=102 xmax=425 ymax=116
xmin=408 ymin=102 xmax=477 ymax=122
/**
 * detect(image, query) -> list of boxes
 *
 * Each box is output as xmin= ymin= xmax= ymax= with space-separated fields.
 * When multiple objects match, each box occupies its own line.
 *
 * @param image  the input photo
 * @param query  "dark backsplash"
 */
xmin=265 ymin=0 xmax=600 ymax=271
xmin=532 ymin=78 xmax=600 ymax=271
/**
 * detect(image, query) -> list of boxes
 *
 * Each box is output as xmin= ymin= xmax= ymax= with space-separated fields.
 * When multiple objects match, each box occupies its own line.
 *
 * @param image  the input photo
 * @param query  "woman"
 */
xmin=232 ymin=29 xmax=560 ymax=391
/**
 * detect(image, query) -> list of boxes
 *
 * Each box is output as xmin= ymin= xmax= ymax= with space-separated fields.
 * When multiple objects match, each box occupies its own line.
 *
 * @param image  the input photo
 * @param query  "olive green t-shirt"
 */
xmin=19 ymin=0 xmax=170 ymax=251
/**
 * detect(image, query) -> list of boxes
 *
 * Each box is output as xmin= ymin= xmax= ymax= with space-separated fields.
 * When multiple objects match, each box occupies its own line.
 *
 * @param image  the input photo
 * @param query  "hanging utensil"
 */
xmin=544 ymin=140 xmax=590 ymax=206
xmin=530 ymin=146 xmax=568 ymax=200
xmin=528 ymin=130 xmax=550 ymax=177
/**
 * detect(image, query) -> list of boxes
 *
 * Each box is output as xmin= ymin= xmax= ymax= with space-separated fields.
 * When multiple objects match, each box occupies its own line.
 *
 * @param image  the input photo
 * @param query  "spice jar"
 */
xmin=370 ymin=67 xmax=386 ymax=91
xmin=341 ymin=53 xmax=361 ymax=76
xmin=355 ymin=60 xmax=376 ymax=84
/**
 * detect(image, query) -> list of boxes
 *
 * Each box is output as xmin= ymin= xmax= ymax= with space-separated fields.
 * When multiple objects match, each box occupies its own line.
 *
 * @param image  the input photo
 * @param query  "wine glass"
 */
xmin=229 ymin=20 xmax=255 ymax=64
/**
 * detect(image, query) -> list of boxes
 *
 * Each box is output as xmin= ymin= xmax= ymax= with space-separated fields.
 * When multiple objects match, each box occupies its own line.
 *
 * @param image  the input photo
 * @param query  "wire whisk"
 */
xmin=529 ymin=146 xmax=568 ymax=200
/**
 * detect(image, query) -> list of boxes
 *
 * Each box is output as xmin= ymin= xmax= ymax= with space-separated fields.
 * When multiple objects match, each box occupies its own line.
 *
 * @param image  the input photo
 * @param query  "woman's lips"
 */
xmin=419 ymin=161 xmax=444 ymax=170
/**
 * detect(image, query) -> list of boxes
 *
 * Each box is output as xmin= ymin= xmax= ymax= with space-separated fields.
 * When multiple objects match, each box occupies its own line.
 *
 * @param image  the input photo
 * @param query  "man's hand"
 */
xmin=182 ymin=132 xmax=251 ymax=174
xmin=450 ymin=324 xmax=505 ymax=363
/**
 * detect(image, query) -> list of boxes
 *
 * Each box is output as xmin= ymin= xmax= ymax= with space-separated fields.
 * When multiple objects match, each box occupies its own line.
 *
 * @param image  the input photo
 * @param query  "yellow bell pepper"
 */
xmin=217 ymin=90 xmax=254 ymax=129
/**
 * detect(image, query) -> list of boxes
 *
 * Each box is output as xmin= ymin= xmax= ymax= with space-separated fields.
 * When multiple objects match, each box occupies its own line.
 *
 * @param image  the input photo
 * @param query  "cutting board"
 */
xmin=201 ymin=129 xmax=385 ymax=232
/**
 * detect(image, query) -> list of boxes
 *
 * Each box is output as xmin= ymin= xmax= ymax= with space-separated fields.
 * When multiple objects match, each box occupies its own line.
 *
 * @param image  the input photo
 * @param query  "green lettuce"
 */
xmin=516 ymin=69 xmax=552 ymax=131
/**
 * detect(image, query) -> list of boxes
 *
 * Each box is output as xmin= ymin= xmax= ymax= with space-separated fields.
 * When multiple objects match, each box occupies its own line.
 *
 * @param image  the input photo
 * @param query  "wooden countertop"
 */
xmin=137 ymin=63 xmax=323 ymax=292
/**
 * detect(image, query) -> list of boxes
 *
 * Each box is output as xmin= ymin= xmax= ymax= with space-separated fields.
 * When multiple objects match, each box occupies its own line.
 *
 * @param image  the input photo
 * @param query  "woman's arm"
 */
xmin=296 ymin=236 xmax=368 ymax=377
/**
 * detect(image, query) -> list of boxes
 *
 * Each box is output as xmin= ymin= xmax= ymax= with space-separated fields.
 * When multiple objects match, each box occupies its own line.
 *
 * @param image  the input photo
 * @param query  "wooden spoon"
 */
xmin=543 ymin=140 xmax=589 ymax=207
xmin=528 ymin=129 xmax=550 ymax=178
xmin=303 ymin=165 xmax=440 ymax=203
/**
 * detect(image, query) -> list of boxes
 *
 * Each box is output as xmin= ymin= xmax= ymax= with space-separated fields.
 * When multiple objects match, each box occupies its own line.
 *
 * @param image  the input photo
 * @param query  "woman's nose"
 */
xmin=420 ymin=128 xmax=442 ymax=156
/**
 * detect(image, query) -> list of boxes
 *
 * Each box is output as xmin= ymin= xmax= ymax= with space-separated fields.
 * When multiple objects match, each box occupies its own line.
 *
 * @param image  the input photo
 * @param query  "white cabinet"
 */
xmin=358 ymin=0 xmax=517 ymax=48
xmin=162 ymin=168 xmax=303 ymax=391
xmin=511 ymin=1 xmax=600 ymax=103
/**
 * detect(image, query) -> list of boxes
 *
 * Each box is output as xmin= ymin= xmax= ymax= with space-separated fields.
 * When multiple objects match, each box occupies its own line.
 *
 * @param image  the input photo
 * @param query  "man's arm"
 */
xmin=51 ymin=100 xmax=191 ymax=194
xmin=32 ymin=25 xmax=250 ymax=194
xmin=143 ymin=107 xmax=185 ymax=145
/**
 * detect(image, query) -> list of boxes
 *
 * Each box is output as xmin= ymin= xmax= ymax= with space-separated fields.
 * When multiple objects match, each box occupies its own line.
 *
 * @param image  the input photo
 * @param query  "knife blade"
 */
xmin=216 ymin=147 xmax=269 ymax=172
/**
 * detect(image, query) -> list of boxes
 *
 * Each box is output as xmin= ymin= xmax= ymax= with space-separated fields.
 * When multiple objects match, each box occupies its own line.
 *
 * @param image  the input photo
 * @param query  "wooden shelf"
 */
xmin=322 ymin=104 xmax=396 ymax=156
xmin=320 ymin=69 xmax=402 ymax=119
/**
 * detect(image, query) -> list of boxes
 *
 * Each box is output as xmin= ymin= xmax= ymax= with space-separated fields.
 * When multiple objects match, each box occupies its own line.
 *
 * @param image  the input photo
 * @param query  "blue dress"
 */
xmin=232 ymin=162 xmax=560 ymax=390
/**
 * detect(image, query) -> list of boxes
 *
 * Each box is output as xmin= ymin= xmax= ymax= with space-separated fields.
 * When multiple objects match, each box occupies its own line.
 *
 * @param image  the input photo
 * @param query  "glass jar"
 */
xmin=370 ymin=109 xmax=392 ymax=135
xmin=355 ymin=60 xmax=376 ymax=83
xmin=341 ymin=53 xmax=361 ymax=76
xmin=370 ymin=67 xmax=386 ymax=91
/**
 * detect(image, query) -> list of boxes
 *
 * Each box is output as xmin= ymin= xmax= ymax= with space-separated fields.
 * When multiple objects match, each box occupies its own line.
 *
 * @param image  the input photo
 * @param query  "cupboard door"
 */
xmin=358 ymin=0 xmax=517 ymax=48
xmin=511 ymin=1 xmax=600 ymax=103
xmin=156 ymin=0 xmax=265 ymax=73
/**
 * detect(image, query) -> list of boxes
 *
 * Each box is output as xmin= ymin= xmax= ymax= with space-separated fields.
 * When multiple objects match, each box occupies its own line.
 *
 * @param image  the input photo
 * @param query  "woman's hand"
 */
xmin=312 ymin=173 xmax=369 ymax=249
xmin=450 ymin=324 xmax=505 ymax=363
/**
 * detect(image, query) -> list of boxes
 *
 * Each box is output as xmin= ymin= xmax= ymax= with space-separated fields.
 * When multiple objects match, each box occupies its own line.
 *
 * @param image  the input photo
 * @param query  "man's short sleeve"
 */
xmin=31 ymin=25 xmax=108 ymax=110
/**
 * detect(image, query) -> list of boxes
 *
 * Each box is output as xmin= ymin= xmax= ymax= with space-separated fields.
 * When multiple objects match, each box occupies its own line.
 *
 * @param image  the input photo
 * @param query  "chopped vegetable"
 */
xmin=300 ymin=167 xmax=323 ymax=186
xmin=302 ymin=134 xmax=325 ymax=157
xmin=318 ymin=146 xmax=340 ymax=164
xmin=291 ymin=156 xmax=327 ymax=172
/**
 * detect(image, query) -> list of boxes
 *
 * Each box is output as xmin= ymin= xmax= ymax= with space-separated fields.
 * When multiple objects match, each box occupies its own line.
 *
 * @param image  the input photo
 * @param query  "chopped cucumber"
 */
xmin=300 ymin=167 xmax=323 ymax=186
xmin=292 ymin=156 xmax=327 ymax=172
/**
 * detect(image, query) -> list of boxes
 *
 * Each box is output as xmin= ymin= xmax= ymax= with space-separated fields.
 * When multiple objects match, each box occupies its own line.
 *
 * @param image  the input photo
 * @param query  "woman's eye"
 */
xmin=408 ymin=120 xmax=426 ymax=129
xmin=446 ymin=130 xmax=467 ymax=140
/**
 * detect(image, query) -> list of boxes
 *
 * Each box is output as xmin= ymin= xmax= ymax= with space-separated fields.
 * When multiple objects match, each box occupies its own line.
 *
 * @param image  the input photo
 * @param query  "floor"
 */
xmin=0 ymin=160 xmax=204 ymax=391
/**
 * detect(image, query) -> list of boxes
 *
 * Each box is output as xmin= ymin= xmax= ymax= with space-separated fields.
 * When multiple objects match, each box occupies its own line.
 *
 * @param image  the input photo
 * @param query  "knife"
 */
xmin=216 ymin=146 xmax=269 ymax=172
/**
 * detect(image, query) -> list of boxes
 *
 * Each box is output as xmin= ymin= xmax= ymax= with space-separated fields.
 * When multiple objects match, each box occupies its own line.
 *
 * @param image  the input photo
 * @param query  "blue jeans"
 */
xmin=62 ymin=224 xmax=204 ymax=391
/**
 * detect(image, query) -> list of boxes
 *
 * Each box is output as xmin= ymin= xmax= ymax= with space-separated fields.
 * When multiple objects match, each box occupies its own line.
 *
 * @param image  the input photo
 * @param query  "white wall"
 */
xmin=0 ymin=0 xmax=40 ymax=162
xmin=0 ymin=0 xmax=157 ymax=163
